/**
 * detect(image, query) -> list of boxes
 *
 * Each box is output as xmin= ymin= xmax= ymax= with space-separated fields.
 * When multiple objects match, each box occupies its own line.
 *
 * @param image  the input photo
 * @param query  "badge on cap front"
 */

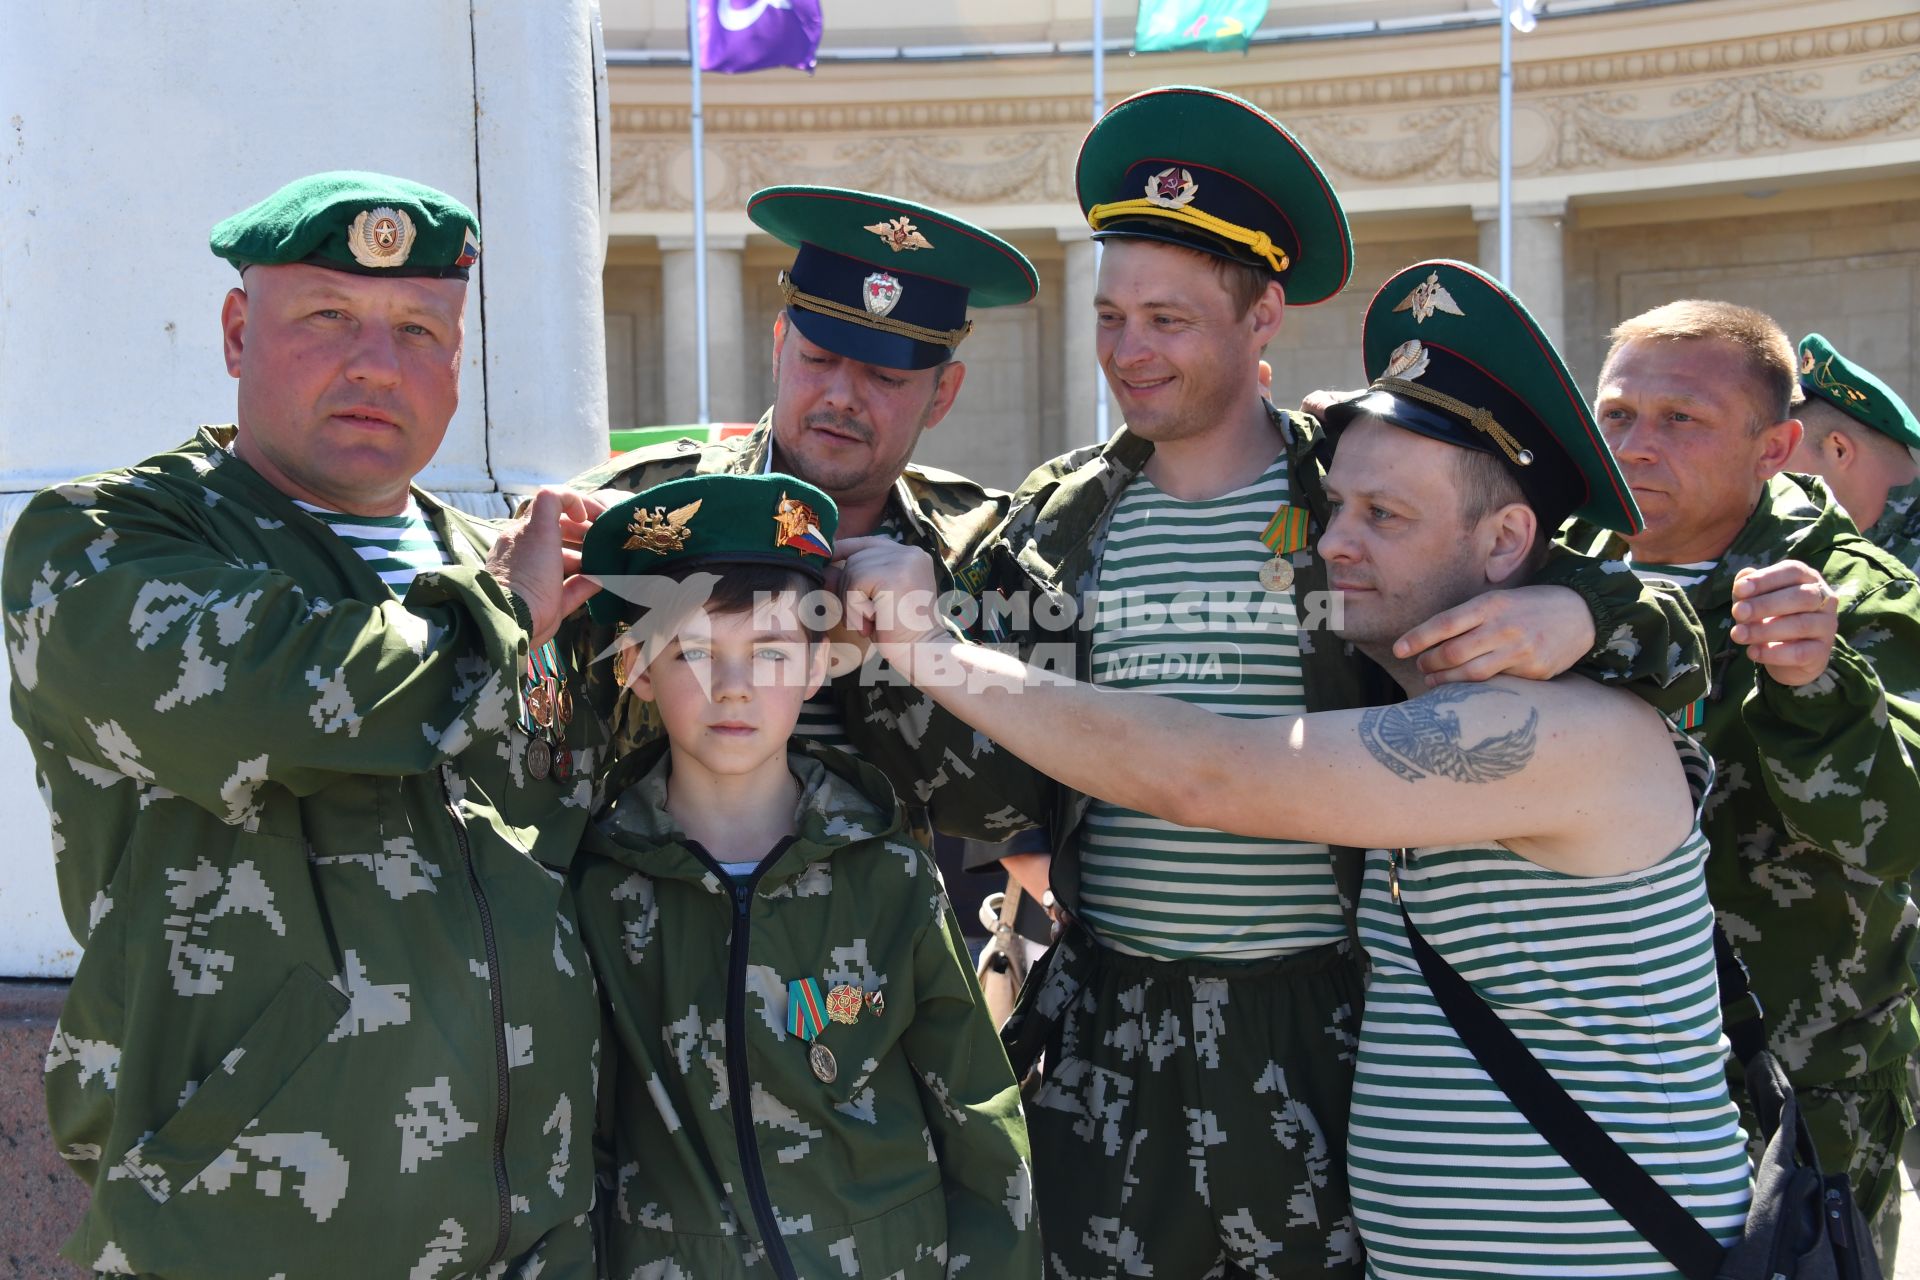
xmin=1144 ymin=166 xmax=1198 ymax=209
xmin=348 ymin=206 xmax=417 ymax=269
xmin=863 ymin=272 xmax=903 ymax=318
xmin=864 ymin=216 xmax=933 ymax=252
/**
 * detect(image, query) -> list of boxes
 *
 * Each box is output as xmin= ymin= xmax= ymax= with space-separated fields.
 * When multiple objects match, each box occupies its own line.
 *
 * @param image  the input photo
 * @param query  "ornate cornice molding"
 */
xmin=609 ymin=17 xmax=1920 ymax=210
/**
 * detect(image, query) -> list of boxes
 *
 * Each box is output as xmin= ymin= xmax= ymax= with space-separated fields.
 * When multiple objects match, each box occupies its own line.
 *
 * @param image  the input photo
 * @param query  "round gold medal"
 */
xmin=1258 ymin=556 xmax=1295 ymax=592
xmin=808 ymin=1042 xmax=837 ymax=1084
xmin=556 ymin=686 xmax=575 ymax=726
xmin=525 ymin=736 xmax=552 ymax=781
xmin=526 ymin=684 xmax=554 ymax=728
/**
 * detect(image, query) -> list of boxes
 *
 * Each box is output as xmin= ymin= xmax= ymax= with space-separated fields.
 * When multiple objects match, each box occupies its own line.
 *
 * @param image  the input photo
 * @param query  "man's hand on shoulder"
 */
xmin=1732 ymin=559 xmax=1838 ymax=687
xmin=1394 ymin=585 xmax=1595 ymax=685
xmin=486 ymin=487 xmax=605 ymax=646
xmin=833 ymin=536 xmax=947 ymax=669
xmin=1300 ymin=388 xmax=1367 ymax=420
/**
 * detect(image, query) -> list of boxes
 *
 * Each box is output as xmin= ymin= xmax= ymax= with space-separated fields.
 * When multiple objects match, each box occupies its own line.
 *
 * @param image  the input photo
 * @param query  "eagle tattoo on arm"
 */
xmin=1357 ymin=685 xmax=1540 ymax=783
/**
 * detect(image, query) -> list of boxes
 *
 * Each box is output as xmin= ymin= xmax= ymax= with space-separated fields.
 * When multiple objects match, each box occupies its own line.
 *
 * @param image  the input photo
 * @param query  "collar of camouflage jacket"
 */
xmin=196 ymin=425 xmax=495 ymax=567
xmin=589 ymin=738 xmax=910 ymax=887
xmin=1001 ymin=402 xmax=1323 ymax=594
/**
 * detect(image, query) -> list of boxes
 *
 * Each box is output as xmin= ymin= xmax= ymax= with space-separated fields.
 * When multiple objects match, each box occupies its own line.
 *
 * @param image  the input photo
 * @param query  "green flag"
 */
xmin=1134 ymin=0 xmax=1269 ymax=53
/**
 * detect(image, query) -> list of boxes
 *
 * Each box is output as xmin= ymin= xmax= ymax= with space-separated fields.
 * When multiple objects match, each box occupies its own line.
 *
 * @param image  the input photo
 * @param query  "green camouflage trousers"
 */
xmin=1006 ymin=926 xmax=1364 ymax=1280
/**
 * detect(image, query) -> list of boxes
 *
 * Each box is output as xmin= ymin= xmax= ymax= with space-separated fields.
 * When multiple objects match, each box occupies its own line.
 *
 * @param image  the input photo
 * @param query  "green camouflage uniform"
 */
xmin=5 ymin=428 xmax=602 ymax=1278
xmin=1578 ymin=471 xmax=1920 ymax=1222
xmin=575 ymin=743 xmax=1039 ymax=1279
xmin=973 ymin=406 xmax=1710 ymax=1280
xmin=1863 ymin=474 xmax=1920 ymax=575
xmin=564 ymin=414 xmax=1047 ymax=843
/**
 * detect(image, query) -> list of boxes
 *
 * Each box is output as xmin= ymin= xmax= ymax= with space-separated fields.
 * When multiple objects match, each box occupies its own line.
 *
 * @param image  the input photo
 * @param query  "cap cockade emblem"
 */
xmin=864 ymin=217 xmax=933 ymax=252
xmin=863 ymin=271 xmax=903 ymax=318
xmin=1144 ymin=166 xmax=1199 ymax=209
xmin=625 ymin=499 xmax=702 ymax=554
xmin=348 ymin=206 xmax=417 ymax=269
xmin=1393 ymin=271 xmax=1465 ymax=324
xmin=774 ymin=493 xmax=832 ymax=558
xmin=1382 ymin=340 xmax=1430 ymax=382
xmin=1801 ymin=349 xmax=1817 ymax=375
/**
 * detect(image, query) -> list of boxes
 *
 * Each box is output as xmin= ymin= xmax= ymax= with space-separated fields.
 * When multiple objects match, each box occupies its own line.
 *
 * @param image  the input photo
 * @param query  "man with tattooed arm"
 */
xmin=837 ymin=260 xmax=1760 ymax=1277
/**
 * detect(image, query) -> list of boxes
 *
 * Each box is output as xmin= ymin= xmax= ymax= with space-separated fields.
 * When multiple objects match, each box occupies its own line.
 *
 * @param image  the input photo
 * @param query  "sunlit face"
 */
xmin=1319 ymin=416 xmax=1510 ymax=650
xmin=1094 ymin=239 xmax=1280 ymax=444
xmin=768 ymin=318 xmax=963 ymax=510
xmin=1595 ymin=337 xmax=1798 ymax=564
xmin=629 ymin=601 xmax=827 ymax=782
xmin=223 ymin=262 xmax=466 ymax=515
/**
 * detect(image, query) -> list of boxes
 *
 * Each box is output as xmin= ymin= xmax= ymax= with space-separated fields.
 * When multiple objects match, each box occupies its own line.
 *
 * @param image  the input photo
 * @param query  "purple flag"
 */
xmin=698 ymin=0 xmax=823 ymax=74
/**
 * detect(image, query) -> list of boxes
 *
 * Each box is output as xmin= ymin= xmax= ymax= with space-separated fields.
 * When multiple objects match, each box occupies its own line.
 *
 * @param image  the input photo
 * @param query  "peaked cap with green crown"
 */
xmin=1324 ymin=259 xmax=1642 ymax=535
xmin=1075 ymin=85 xmax=1353 ymax=305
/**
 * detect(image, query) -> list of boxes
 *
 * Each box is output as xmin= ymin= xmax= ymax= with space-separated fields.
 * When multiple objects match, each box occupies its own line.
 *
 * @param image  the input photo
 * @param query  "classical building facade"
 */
xmin=601 ymin=0 xmax=1919 ymax=490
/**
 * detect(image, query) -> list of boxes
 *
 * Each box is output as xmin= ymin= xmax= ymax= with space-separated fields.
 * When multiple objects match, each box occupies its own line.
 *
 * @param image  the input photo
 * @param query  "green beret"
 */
xmin=582 ymin=474 xmax=839 ymax=626
xmin=210 ymin=171 xmax=480 ymax=280
xmin=1797 ymin=334 xmax=1920 ymax=452
xmin=1324 ymin=259 xmax=1640 ymax=535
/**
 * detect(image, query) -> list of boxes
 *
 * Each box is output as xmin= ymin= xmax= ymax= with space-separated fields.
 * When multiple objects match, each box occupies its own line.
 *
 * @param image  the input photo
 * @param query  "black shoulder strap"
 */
xmin=1397 ymin=881 xmax=1727 ymax=1280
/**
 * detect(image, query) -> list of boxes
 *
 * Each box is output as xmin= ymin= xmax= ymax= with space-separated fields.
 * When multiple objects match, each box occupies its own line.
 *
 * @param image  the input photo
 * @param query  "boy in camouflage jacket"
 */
xmin=573 ymin=475 xmax=1039 ymax=1279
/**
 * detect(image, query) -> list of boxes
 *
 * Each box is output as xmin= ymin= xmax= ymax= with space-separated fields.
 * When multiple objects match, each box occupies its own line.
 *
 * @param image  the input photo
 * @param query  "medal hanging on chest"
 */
xmin=1259 ymin=503 xmax=1310 ymax=593
xmin=518 ymin=639 xmax=574 ymax=782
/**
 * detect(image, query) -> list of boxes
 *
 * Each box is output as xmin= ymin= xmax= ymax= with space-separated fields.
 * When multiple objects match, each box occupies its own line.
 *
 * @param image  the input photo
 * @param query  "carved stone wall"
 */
xmin=608 ymin=12 xmax=1920 ymax=212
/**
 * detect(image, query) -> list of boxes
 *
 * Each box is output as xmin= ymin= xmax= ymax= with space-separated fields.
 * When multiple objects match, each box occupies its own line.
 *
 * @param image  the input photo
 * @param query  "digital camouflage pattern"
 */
xmin=563 ymin=414 xmax=1048 ymax=842
xmin=5 ymin=429 xmax=602 ymax=1278
xmin=1863 ymin=474 xmax=1920 ymax=576
xmin=895 ymin=404 xmax=1712 ymax=922
xmin=1004 ymin=927 xmax=1364 ymax=1280
xmin=1576 ymin=471 xmax=1920 ymax=1214
xmin=576 ymin=744 xmax=1039 ymax=1278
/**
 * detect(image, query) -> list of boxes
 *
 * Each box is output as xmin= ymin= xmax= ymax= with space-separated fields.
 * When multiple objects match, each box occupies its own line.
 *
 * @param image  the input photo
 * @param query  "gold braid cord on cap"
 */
xmin=1374 ymin=376 xmax=1534 ymax=466
xmin=777 ymin=272 xmax=973 ymax=348
xmin=1085 ymin=200 xmax=1292 ymax=274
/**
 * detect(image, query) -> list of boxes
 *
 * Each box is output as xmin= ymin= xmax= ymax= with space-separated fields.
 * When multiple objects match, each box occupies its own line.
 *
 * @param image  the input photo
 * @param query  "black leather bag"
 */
xmin=1397 ymin=878 xmax=1881 ymax=1280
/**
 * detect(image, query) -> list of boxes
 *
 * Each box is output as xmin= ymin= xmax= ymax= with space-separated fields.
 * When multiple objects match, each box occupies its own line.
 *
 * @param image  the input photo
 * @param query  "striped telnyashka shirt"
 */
xmin=1348 ymin=732 xmax=1752 ymax=1279
xmin=1074 ymin=454 xmax=1346 ymax=961
xmin=295 ymin=500 xmax=452 ymax=594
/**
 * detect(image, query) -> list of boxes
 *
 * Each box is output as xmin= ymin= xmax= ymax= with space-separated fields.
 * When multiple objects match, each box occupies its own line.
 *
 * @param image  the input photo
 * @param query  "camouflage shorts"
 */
xmin=1007 ymin=926 xmax=1364 ymax=1280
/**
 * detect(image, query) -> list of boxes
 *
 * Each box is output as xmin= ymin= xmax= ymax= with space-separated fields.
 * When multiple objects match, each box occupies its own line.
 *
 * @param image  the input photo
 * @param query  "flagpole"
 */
xmin=1498 ymin=0 xmax=1514 ymax=284
xmin=688 ymin=0 xmax=712 ymax=425
xmin=1091 ymin=0 xmax=1110 ymax=444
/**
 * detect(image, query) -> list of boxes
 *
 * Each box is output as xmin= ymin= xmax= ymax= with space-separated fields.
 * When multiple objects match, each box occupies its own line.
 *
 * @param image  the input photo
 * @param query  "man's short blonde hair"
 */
xmin=1605 ymin=300 xmax=1799 ymax=428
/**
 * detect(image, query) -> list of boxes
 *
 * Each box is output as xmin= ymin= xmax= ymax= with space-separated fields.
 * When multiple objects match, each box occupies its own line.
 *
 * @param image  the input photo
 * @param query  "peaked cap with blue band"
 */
xmin=581 ymin=473 xmax=839 ymax=626
xmin=1797 ymin=333 xmax=1920 ymax=453
xmin=1076 ymin=86 xmax=1353 ymax=305
xmin=748 ymin=186 xmax=1039 ymax=371
xmin=210 ymin=171 xmax=480 ymax=280
xmin=1324 ymin=259 xmax=1642 ymax=535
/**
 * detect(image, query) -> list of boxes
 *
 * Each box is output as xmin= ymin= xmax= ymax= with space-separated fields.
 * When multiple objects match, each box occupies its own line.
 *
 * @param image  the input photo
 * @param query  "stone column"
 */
xmin=1059 ymin=228 xmax=1111 ymax=447
xmin=1473 ymin=199 xmax=1568 ymax=349
xmin=659 ymin=233 xmax=747 ymax=424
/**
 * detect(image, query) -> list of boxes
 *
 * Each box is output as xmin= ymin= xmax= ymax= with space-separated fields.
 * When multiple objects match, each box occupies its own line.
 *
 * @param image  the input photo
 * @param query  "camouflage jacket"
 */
xmin=563 ymin=413 xmax=1048 ymax=840
xmin=1576 ymin=472 xmax=1920 ymax=1090
xmin=872 ymin=405 xmax=1710 ymax=920
xmin=1863 ymin=474 xmax=1920 ymax=575
xmin=575 ymin=744 xmax=1039 ymax=1279
xmin=5 ymin=429 xmax=601 ymax=1278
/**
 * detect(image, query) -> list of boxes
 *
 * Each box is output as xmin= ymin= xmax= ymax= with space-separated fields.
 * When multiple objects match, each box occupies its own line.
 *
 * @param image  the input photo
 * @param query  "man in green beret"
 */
xmin=5 ymin=171 xmax=605 ymax=1277
xmin=835 ymin=258 xmax=1753 ymax=1280
xmin=856 ymin=87 xmax=1710 ymax=1278
xmin=1786 ymin=333 xmax=1920 ymax=573
xmin=1573 ymin=299 xmax=1920 ymax=1265
xmin=563 ymin=185 xmax=1057 ymax=915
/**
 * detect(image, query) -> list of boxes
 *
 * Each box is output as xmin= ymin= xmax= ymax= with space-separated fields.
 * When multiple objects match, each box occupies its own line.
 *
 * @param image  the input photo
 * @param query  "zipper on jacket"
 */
xmin=443 ymin=766 xmax=514 ymax=1267
xmin=688 ymin=837 xmax=799 ymax=1280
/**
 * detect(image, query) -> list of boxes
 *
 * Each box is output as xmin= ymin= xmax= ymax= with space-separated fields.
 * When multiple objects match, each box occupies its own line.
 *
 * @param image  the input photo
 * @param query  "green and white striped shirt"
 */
xmin=792 ymin=511 xmax=904 ymax=754
xmin=1076 ymin=454 xmax=1346 ymax=961
xmin=296 ymin=499 xmax=452 ymax=595
xmin=1349 ymin=733 xmax=1751 ymax=1278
